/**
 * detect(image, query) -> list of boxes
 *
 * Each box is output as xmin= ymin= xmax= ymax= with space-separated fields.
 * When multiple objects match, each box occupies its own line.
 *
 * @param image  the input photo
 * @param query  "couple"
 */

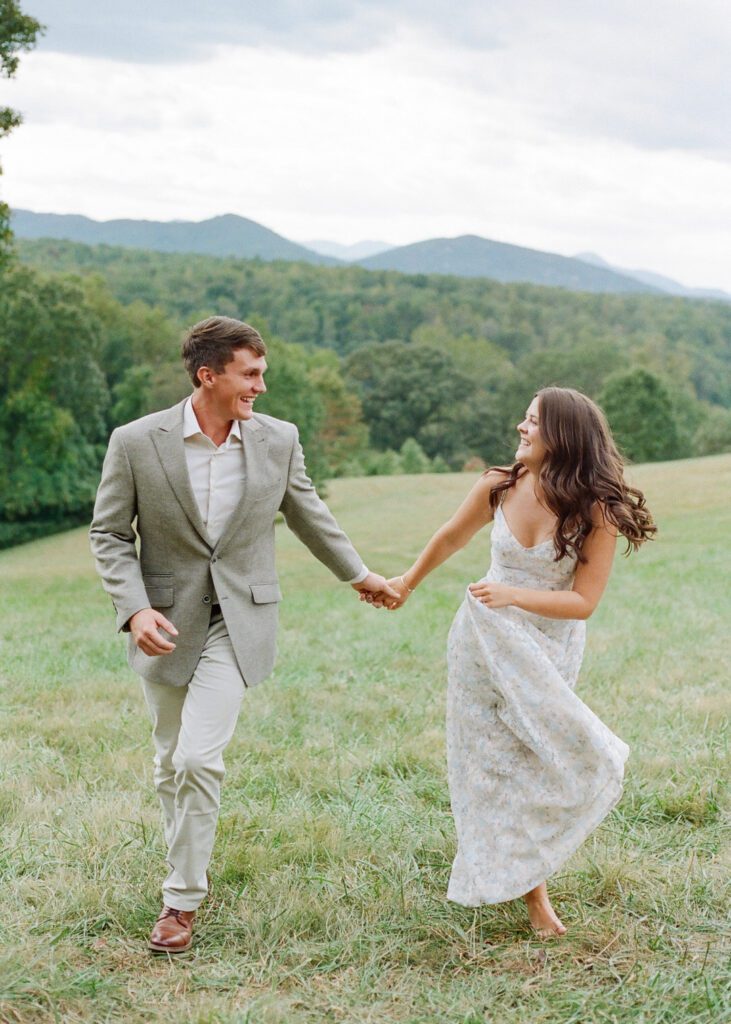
xmin=90 ymin=316 xmax=655 ymax=953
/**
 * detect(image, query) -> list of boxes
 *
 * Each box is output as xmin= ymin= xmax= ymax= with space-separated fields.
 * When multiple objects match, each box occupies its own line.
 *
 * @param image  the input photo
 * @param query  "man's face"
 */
xmin=201 ymin=346 xmax=268 ymax=421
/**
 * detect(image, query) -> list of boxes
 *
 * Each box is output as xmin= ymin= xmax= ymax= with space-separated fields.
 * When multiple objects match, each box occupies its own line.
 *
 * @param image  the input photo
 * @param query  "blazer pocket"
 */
xmin=143 ymin=573 xmax=174 ymax=608
xmin=250 ymin=583 xmax=283 ymax=604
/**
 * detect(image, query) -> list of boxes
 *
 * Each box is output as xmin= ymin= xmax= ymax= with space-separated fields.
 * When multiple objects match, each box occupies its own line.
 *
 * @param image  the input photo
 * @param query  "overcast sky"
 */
xmin=4 ymin=0 xmax=731 ymax=289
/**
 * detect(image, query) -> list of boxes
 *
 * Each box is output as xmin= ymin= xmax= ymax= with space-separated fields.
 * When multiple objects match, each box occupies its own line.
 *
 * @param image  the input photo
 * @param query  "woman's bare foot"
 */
xmin=523 ymin=882 xmax=567 ymax=938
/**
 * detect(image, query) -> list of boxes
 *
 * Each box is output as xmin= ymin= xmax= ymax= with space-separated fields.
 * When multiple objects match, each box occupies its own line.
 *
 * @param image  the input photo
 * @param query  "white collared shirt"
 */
xmin=182 ymin=397 xmax=369 ymax=583
xmin=183 ymin=398 xmax=246 ymax=546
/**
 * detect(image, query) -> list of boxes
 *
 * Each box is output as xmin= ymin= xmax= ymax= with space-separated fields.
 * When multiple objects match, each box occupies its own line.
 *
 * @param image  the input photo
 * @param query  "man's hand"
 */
xmin=129 ymin=607 xmax=179 ymax=656
xmin=352 ymin=572 xmax=400 ymax=609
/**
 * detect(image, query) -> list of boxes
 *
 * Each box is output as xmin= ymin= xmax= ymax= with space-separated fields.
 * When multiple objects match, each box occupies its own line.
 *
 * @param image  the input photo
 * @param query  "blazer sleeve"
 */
xmin=89 ymin=428 xmax=151 ymax=631
xmin=278 ymin=426 xmax=365 ymax=582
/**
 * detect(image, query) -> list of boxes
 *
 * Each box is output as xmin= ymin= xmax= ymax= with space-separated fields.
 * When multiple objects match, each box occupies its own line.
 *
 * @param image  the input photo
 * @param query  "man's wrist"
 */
xmin=347 ymin=565 xmax=369 ymax=585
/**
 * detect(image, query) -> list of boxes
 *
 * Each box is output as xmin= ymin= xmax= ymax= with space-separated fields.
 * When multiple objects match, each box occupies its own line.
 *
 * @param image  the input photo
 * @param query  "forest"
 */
xmin=2 ymin=236 xmax=731 ymax=547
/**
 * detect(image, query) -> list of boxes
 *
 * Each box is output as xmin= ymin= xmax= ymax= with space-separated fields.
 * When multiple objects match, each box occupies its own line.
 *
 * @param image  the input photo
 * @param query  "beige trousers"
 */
xmin=141 ymin=612 xmax=246 ymax=911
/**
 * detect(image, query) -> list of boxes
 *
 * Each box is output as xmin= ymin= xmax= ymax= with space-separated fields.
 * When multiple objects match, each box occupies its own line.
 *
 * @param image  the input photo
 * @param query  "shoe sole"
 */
xmin=148 ymin=939 xmax=193 ymax=954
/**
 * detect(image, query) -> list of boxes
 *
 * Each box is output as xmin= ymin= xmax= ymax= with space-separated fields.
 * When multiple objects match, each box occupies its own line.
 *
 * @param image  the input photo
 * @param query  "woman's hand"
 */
xmin=468 ymin=581 xmax=516 ymax=608
xmin=359 ymin=575 xmax=412 ymax=610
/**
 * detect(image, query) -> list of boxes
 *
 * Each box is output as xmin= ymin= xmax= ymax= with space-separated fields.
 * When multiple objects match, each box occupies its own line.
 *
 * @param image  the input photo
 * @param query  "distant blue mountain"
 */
xmin=304 ymin=238 xmax=395 ymax=260
xmin=356 ymin=235 xmax=659 ymax=294
xmin=575 ymin=252 xmax=731 ymax=302
xmin=11 ymin=210 xmax=340 ymax=266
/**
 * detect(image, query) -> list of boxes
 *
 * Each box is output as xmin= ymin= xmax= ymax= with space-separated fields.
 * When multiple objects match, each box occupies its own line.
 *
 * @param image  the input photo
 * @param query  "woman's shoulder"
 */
xmin=476 ymin=466 xmax=511 ymax=498
xmin=481 ymin=464 xmax=515 ymax=484
xmin=481 ymin=464 xmax=524 ymax=499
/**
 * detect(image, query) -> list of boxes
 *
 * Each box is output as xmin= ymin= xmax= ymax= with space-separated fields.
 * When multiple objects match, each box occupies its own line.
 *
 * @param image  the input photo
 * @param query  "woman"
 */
xmin=384 ymin=387 xmax=656 ymax=936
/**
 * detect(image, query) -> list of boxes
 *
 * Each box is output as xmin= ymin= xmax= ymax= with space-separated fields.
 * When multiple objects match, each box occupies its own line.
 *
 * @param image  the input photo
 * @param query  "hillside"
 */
xmin=15 ymin=237 xmax=731 ymax=413
xmin=10 ymin=209 xmax=340 ymax=266
xmin=0 ymin=456 xmax=729 ymax=1022
xmin=357 ymin=234 xmax=659 ymax=294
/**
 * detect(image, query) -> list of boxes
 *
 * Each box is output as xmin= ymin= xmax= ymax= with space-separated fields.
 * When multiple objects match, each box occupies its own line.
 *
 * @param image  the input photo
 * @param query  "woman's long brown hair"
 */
xmin=487 ymin=387 xmax=657 ymax=561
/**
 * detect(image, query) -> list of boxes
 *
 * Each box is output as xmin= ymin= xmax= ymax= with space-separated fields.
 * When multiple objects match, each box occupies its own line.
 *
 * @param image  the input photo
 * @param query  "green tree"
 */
xmin=0 ymin=264 xmax=109 ymax=545
xmin=514 ymin=340 xmax=625 ymax=398
xmin=307 ymin=350 xmax=369 ymax=477
xmin=344 ymin=341 xmax=477 ymax=465
xmin=1 ymin=1 xmax=43 ymax=259
xmin=400 ymin=437 xmax=431 ymax=474
xmin=364 ymin=449 xmax=403 ymax=476
xmin=598 ymin=368 xmax=680 ymax=463
xmin=254 ymin=335 xmax=328 ymax=485
xmin=111 ymin=364 xmax=154 ymax=425
xmin=693 ymin=404 xmax=731 ymax=456
xmin=81 ymin=276 xmax=189 ymax=423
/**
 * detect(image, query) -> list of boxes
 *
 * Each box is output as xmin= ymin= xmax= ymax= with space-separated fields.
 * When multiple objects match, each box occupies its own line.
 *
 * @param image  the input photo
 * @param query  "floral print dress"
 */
xmin=446 ymin=504 xmax=629 ymax=906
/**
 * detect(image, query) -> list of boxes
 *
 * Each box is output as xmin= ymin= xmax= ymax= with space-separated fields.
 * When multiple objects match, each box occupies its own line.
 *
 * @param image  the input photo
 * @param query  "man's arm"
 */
xmin=279 ymin=427 xmax=396 ymax=602
xmin=89 ymin=428 xmax=152 ymax=632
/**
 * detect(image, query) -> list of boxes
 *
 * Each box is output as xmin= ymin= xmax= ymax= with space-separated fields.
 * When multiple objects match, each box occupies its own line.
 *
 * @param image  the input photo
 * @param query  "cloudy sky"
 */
xmin=4 ymin=0 xmax=731 ymax=288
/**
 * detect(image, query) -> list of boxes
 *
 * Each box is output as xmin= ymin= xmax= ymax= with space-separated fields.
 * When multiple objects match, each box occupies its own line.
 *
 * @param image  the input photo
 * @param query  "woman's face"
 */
xmin=516 ymin=396 xmax=548 ymax=467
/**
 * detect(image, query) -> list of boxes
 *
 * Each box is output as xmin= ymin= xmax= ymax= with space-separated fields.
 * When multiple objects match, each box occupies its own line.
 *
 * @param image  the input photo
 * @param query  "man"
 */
xmin=90 ymin=316 xmax=396 ymax=954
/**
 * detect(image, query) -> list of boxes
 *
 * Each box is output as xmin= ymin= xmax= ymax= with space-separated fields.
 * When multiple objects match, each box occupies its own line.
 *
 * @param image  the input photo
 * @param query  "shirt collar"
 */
xmin=183 ymin=397 xmax=243 ymax=444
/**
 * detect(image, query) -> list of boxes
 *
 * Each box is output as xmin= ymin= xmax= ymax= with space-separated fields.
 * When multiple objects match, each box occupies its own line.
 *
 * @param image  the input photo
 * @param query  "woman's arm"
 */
xmin=385 ymin=472 xmax=502 ymax=606
xmin=469 ymin=505 xmax=618 ymax=620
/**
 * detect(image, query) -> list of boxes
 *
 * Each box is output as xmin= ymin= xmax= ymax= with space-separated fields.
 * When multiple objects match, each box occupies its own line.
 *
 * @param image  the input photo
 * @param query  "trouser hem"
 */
xmin=161 ymin=896 xmax=203 ymax=913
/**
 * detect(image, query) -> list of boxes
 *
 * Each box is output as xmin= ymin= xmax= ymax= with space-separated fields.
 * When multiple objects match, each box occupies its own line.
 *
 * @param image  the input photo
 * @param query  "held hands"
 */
xmin=356 ymin=574 xmax=413 ymax=611
xmin=129 ymin=607 xmax=179 ymax=656
xmin=468 ymin=581 xmax=516 ymax=608
xmin=383 ymin=576 xmax=412 ymax=610
xmin=352 ymin=572 xmax=400 ymax=609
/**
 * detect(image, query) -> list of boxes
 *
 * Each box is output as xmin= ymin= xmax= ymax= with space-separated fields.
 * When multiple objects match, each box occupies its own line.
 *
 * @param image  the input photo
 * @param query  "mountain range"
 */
xmin=355 ymin=235 xmax=655 ymax=293
xmin=10 ymin=209 xmax=339 ymax=266
xmin=11 ymin=208 xmax=728 ymax=301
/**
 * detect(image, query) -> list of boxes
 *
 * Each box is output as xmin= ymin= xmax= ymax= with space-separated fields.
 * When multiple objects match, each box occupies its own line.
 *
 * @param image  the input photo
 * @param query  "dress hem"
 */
xmin=446 ymin=769 xmax=627 ymax=908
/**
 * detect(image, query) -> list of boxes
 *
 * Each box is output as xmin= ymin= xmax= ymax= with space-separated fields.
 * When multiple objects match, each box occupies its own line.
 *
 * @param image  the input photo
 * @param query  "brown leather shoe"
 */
xmin=148 ymin=906 xmax=195 ymax=953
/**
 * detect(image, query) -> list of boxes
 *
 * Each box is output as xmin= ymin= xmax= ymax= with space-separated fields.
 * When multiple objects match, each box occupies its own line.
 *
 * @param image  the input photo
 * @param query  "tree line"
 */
xmin=2 ymin=239 xmax=730 ymax=547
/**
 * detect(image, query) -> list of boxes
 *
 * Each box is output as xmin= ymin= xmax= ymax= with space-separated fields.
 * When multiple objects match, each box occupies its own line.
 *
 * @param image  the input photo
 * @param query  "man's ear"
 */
xmin=197 ymin=365 xmax=215 ymax=387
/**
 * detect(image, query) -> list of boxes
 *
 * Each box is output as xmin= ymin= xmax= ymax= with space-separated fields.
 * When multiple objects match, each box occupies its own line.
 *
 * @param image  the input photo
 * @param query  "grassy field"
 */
xmin=0 ymin=455 xmax=729 ymax=1024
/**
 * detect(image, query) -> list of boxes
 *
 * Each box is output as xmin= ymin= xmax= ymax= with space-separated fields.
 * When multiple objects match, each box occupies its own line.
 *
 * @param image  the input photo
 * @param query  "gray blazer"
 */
xmin=89 ymin=399 xmax=363 ymax=687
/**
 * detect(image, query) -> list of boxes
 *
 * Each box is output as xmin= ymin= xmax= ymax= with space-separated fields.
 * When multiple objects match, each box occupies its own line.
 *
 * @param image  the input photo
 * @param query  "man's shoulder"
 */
xmin=112 ymin=401 xmax=185 ymax=442
xmin=251 ymin=412 xmax=298 ymax=440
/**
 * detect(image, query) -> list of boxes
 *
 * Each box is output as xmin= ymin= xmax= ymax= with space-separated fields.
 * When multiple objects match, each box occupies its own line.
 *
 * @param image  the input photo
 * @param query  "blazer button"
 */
xmin=202 ymin=595 xmax=211 ymax=604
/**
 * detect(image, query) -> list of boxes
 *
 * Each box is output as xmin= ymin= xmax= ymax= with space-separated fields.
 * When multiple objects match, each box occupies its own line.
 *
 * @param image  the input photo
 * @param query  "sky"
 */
xmin=3 ymin=0 xmax=731 ymax=289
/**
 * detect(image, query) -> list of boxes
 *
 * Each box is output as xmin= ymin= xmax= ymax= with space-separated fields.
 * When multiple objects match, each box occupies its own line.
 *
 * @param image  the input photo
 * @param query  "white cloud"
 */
xmin=3 ymin=22 xmax=731 ymax=290
xmin=26 ymin=1 xmax=731 ymax=155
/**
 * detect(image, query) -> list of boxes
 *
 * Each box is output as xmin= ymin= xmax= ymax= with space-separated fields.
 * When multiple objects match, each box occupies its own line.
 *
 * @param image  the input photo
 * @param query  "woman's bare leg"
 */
xmin=523 ymin=881 xmax=567 ymax=937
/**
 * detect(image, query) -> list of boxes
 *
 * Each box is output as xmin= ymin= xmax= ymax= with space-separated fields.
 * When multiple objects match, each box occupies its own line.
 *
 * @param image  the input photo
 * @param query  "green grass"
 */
xmin=0 ymin=455 xmax=729 ymax=1024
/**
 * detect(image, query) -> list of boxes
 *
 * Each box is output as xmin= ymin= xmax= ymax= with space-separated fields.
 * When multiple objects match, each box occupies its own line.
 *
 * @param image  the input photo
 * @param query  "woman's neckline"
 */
xmin=498 ymin=504 xmax=554 ymax=551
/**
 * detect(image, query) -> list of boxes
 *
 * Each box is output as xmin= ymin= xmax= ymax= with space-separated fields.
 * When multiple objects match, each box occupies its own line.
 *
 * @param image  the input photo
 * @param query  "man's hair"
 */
xmin=181 ymin=316 xmax=267 ymax=386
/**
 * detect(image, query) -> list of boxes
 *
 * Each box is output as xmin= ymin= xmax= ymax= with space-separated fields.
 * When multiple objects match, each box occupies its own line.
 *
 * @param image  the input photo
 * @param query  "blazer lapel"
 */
xmin=151 ymin=401 xmax=212 ymax=548
xmin=213 ymin=416 xmax=269 ymax=556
